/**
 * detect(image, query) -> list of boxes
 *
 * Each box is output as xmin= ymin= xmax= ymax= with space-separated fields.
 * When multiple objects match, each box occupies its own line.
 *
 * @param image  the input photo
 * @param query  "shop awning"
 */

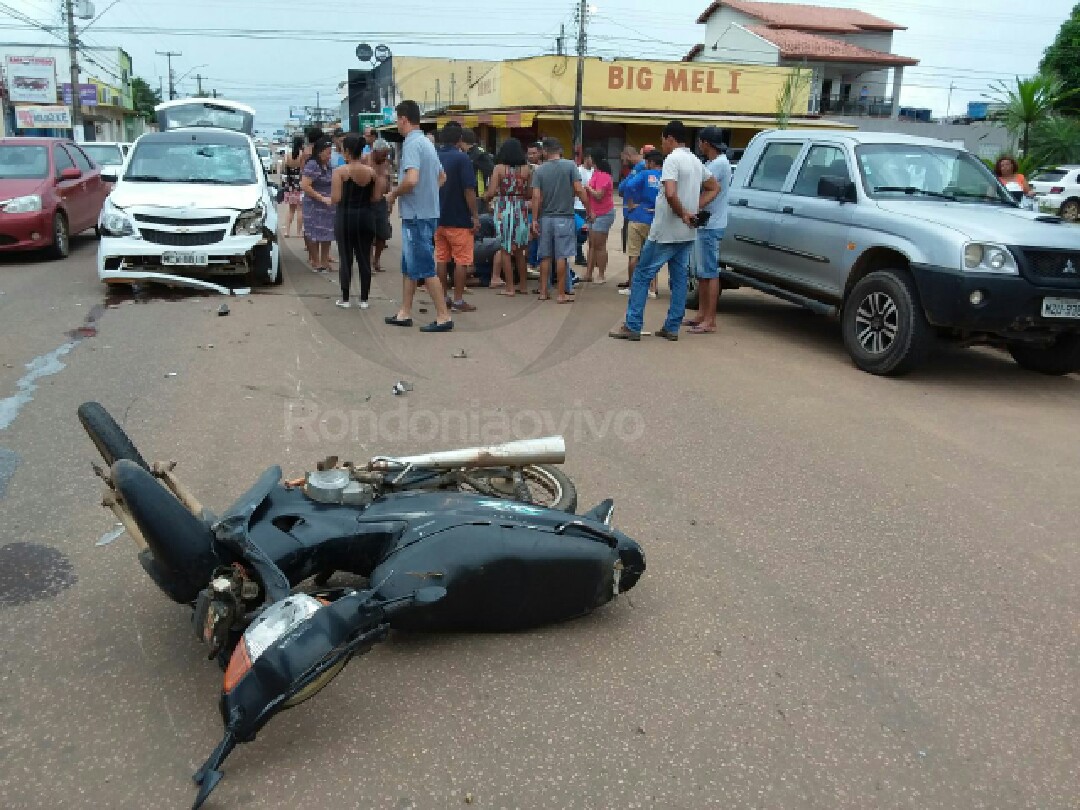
xmin=434 ymin=111 xmax=536 ymax=128
xmin=539 ymin=109 xmax=855 ymax=130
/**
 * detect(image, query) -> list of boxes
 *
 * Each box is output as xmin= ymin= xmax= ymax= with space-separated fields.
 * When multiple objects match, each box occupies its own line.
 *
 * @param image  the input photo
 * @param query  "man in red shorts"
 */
xmin=434 ymin=123 xmax=480 ymax=312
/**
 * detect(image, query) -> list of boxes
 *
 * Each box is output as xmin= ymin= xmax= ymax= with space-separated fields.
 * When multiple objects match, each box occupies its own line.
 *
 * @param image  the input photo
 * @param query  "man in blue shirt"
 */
xmin=385 ymin=100 xmax=454 ymax=332
xmin=618 ymin=149 xmax=663 ymax=299
xmin=434 ymin=123 xmax=480 ymax=313
xmin=329 ymin=128 xmax=346 ymax=168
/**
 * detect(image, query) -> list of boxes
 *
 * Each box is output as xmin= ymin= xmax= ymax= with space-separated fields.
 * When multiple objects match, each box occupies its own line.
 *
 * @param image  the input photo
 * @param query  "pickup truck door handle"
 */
xmin=781 ymin=206 xmax=794 ymax=214
xmin=732 ymin=199 xmax=748 ymax=207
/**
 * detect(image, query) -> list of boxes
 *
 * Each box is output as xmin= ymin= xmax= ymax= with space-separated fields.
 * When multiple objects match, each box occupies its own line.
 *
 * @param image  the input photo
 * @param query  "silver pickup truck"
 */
xmin=706 ymin=130 xmax=1080 ymax=375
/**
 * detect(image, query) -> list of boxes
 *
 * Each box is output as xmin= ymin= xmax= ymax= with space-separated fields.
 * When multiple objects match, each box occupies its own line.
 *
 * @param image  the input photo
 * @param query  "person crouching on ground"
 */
xmin=609 ymin=120 xmax=718 ymax=342
xmin=384 ymin=100 xmax=454 ymax=332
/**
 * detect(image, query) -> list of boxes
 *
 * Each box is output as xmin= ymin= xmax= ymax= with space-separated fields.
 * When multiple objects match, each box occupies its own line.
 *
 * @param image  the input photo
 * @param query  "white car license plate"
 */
xmin=1041 ymin=297 xmax=1080 ymax=319
xmin=162 ymin=251 xmax=209 ymax=267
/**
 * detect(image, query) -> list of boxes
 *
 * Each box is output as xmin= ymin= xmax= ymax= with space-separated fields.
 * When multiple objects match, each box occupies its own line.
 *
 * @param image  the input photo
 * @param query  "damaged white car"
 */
xmin=97 ymin=99 xmax=281 ymax=293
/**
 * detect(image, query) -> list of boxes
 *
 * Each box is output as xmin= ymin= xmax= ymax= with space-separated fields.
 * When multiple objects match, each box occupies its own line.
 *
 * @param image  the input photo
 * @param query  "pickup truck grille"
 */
xmin=1021 ymin=249 xmax=1080 ymax=281
xmin=134 ymin=213 xmax=231 ymax=226
xmin=139 ymin=228 xmax=226 ymax=246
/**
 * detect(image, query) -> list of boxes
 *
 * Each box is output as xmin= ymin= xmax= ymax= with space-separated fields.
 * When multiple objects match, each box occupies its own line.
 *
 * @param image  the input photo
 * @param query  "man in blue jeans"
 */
xmin=609 ymin=120 xmax=718 ymax=341
xmin=686 ymin=126 xmax=731 ymax=334
xmin=384 ymin=99 xmax=454 ymax=332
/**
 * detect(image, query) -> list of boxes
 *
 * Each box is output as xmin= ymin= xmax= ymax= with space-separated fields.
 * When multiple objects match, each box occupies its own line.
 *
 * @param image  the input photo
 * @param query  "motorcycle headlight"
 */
xmin=224 ymin=594 xmax=323 ymax=693
xmin=1 ymin=194 xmax=42 ymax=214
xmin=233 ymin=203 xmax=266 ymax=236
xmin=962 ymin=242 xmax=1018 ymax=275
xmin=99 ymin=201 xmax=134 ymax=237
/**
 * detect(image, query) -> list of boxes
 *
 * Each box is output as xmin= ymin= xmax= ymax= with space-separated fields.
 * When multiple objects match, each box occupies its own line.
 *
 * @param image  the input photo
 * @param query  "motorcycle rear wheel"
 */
xmin=461 ymin=464 xmax=577 ymax=513
xmin=78 ymin=401 xmax=149 ymax=470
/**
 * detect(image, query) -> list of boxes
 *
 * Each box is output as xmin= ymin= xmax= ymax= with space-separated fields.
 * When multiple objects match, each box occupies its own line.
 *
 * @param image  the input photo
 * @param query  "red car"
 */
xmin=0 ymin=137 xmax=109 ymax=258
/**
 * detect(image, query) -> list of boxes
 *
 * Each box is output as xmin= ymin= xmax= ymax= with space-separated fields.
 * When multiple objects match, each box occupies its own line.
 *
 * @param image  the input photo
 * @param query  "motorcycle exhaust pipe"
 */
xmin=369 ymin=436 xmax=566 ymax=471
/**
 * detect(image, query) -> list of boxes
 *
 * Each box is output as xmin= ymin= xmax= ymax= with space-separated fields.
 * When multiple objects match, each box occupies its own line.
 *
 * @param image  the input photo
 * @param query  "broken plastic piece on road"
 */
xmin=165 ymin=372 xmax=178 ymax=378
xmin=218 ymin=304 xmax=230 ymax=317
xmin=392 ymin=380 xmax=414 ymax=396
xmin=96 ymin=523 xmax=125 ymax=546
xmin=452 ymin=349 xmax=467 ymax=359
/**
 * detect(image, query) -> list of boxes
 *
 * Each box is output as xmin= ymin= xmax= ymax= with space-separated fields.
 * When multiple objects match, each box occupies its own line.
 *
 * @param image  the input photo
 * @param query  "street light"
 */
xmin=175 ymin=63 xmax=208 ymax=95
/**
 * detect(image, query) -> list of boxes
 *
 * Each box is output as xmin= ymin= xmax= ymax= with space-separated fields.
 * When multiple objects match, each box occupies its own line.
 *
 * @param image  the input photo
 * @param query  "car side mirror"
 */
xmin=818 ymin=176 xmax=856 ymax=203
xmin=60 ymin=167 xmax=82 ymax=181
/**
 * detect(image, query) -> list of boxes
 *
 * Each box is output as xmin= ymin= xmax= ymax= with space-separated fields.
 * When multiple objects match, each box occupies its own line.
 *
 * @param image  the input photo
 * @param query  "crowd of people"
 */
xmin=281 ymin=99 xmax=733 ymax=338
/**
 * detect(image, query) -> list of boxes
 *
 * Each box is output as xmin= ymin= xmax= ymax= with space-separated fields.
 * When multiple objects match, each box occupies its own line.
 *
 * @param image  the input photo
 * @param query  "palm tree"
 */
xmin=775 ymin=68 xmax=811 ymax=130
xmin=988 ymin=74 xmax=1076 ymax=157
xmin=1031 ymin=116 xmax=1080 ymax=166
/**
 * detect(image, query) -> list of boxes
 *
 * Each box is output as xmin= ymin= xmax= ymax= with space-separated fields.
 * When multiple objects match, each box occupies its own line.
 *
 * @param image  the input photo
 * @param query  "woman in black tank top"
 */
xmin=330 ymin=134 xmax=378 ymax=308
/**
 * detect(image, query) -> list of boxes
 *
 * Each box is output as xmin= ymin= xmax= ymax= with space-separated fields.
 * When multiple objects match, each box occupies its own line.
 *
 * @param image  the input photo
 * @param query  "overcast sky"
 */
xmin=6 ymin=0 xmax=1076 ymax=130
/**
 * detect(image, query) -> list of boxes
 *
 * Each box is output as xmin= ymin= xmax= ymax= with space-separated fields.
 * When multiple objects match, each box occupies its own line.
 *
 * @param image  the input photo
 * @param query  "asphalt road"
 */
xmin=0 ymin=231 xmax=1076 ymax=810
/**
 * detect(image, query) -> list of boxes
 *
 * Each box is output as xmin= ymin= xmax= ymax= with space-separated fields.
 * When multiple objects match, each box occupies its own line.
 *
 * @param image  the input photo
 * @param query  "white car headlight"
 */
xmin=99 ymin=200 xmax=134 ymax=237
xmin=1 ymin=194 xmax=42 ymax=214
xmin=962 ymin=242 xmax=1018 ymax=275
xmin=233 ymin=202 xmax=266 ymax=236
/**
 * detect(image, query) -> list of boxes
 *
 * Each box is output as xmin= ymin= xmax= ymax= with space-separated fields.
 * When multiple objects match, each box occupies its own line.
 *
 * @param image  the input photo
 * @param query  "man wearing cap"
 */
xmin=530 ymin=137 xmax=592 ymax=303
xmin=609 ymin=120 xmax=719 ymax=342
xmin=384 ymin=99 xmax=454 ymax=332
xmin=686 ymin=126 xmax=732 ymax=334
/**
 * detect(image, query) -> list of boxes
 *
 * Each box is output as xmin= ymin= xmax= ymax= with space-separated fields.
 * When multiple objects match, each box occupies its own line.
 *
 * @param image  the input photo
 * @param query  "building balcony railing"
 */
xmin=809 ymin=94 xmax=895 ymax=117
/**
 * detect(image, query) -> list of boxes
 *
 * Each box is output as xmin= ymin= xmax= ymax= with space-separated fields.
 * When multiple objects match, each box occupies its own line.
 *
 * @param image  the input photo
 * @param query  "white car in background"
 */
xmin=97 ymin=99 xmax=281 ymax=294
xmin=80 ymin=141 xmax=132 ymax=183
xmin=1031 ymin=165 xmax=1080 ymax=222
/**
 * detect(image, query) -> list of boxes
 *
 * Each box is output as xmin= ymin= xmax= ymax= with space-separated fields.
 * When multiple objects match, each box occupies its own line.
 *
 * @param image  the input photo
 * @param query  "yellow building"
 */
xmin=421 ymin=55 xmax=848 ymax=154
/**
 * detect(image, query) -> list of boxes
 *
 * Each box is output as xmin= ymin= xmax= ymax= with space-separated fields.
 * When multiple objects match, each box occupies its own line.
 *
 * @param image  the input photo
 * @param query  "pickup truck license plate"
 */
xmin=162 ymin=251 xmax=209 ymax=267
xmin=1041 ymin=297 xmax=1080 ymax=319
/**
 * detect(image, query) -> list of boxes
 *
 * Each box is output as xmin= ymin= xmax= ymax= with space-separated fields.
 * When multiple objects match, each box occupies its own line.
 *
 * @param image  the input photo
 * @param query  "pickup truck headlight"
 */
xmin=99 ymin=200 xmax=134 ymax=237
xmin=1 ymin=194 xmax=42 ymax=214
xmin=233 ymin=203 xmax=266 ymax=236
xmin=962 ymin=242 xmax=1018 ymax=275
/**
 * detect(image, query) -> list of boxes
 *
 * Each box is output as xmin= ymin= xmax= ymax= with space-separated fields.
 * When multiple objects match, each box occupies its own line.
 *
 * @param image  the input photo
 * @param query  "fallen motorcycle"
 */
xmin=78 ymin=402 xmax=645 ymax=809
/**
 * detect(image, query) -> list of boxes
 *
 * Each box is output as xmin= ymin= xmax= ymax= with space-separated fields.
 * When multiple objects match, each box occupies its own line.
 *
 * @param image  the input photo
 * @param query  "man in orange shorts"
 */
xmin=434 ymin=123 xmax=480 ymax=312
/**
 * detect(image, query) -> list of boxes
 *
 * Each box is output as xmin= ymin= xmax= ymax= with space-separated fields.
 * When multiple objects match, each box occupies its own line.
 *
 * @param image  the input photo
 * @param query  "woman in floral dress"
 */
xmin=300 ymin=138 xmax=336 ymax=272
xmin=483 ymin=138 xmax=533 ymax=296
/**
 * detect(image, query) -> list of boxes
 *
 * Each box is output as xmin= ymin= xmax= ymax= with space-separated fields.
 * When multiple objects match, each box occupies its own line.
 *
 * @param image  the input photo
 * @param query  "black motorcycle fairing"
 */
xmin=371 ymin=522 xmax=626 ymax=632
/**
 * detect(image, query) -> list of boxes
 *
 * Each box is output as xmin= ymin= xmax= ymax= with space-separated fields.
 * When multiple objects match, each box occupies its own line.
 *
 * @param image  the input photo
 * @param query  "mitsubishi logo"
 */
xmin=1064 ymin=259 xmax=1077 ymax=275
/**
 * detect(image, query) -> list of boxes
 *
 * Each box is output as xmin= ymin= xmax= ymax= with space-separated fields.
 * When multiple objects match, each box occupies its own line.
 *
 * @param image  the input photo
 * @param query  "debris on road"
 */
xmin=392 ymin=380 xmax=414 ymax=396
xmin=419 ymin=308 xmax=429 ymax=314
xmin=96 ymin=523 xmax=125 ymax=547
xmin=165 ymin=372 xmax=178 ymax=378
xmin=452 ymin=349 xmax=468 ymax=359
xmin=218 ymin=303 xmax=230 ymax=317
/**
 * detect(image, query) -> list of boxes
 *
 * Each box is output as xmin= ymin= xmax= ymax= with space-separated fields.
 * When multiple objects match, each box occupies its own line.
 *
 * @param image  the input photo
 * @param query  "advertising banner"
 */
xmin=6 ymin=55 xmax=58 ymax=104
xmin=62 ymin=83 xmax=99 ymax=106
xmin=15 ymin=105 xmax=72 ymax=129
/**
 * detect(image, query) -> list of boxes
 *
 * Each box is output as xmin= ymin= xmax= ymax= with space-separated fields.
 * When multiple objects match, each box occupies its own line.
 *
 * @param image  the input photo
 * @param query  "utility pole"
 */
xmin=944 ymin=81 xmax=955 ymax=123
xmin=195 ymin=73 xmax=204 ymax=96
xmin=156 ymin=50 xmax=182 ymax=100
xmin=572 ymin=0 xmax=587 ymax=159
xmin=64 ymin=0 xmax=80 ymax=137
xmin=557 ymin=23 xmax=565 ymax=56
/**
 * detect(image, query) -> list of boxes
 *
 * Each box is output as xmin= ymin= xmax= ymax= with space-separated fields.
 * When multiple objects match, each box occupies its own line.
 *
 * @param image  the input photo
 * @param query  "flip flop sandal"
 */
xmin=384 ymin=316 xmax=414 ymax=327
xmin=687 ymin=324 xmax=716 ymax=334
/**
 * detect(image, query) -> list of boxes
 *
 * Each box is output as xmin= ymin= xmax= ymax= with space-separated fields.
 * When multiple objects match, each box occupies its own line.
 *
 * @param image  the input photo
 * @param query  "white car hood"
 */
xmin=110 ymin=181 xmax=262 ymax=212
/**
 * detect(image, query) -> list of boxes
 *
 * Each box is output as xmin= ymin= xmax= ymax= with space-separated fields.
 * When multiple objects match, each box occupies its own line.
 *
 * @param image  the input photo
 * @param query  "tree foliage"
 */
xmin=131 ymin=76 xmax=161 ymax=118
xmin=988 ymin=74 xmax=1074 ymax=157
xmin=1039 ymin=2 xmax=1080 ymax=112
xmin=775 ymin=68 xmax=811 ymax=130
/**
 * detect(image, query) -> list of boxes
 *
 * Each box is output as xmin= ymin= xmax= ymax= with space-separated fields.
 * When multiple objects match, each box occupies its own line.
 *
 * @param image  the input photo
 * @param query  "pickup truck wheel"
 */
xmin=1059 ymin=199 xmax=1079 ymax=222
xmin=1007 ymin=334 xmax=1080 ymax=375
xmin=842 ymin=270 xmax=932 ymax=376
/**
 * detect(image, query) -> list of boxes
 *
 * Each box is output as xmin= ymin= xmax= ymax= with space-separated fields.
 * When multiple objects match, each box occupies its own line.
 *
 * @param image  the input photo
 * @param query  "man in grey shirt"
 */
xmin=530 ymin=137 xmax=591 ymax=303
xmin=385 ymin=99 xmax=453 ymax=332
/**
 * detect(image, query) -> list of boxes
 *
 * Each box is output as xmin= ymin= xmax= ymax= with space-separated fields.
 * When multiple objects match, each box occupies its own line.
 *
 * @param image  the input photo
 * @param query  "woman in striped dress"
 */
xmin=484 ymin=138 xmax=533 ymax=296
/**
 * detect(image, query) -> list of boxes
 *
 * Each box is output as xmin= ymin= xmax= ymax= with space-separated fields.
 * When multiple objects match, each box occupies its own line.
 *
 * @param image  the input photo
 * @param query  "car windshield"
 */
xmin=124 ymin=140 xmax=257 ymax=184
xmin=0 ymin=145 xmax=49 ymax=179
xmin=82 ymin=144 xmax=124 ymax=166
xmin=855 ymin=143 xmax=1014 ymax=205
